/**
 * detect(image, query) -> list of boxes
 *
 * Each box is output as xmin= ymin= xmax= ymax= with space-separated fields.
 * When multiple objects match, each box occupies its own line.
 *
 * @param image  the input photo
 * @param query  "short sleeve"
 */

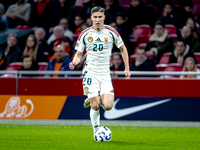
xmin=114 ymin=35 xmax=124 ymax=48
xmin=75 ymin=31 xmax=86 ymax=52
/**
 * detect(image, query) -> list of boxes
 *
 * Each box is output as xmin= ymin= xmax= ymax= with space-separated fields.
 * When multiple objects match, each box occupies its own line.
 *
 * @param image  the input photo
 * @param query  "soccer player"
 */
xmin=69 ymin=6 xmax=131 ymax=133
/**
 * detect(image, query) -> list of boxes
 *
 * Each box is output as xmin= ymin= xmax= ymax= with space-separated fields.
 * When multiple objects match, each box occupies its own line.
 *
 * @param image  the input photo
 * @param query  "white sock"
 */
xmin=90 ymin=108 xmax=100 ymax=132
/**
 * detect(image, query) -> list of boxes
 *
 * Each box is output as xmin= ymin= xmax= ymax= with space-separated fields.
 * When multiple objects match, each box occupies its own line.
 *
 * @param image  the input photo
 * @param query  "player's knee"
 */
xmin=103 ymin=103 xmax=113 ymax=111
xmin=91 ymin=104 xmax=100 ymax=111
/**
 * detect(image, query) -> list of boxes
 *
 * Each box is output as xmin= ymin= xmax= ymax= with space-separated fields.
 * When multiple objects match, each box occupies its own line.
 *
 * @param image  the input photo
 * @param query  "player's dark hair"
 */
xmin=21 ymin=55 xmax=31 ymax=62
xmin=91 ymin=6 xmax=105 ymax=14
xmin=175 ymin=38 xmax=187 ymax=46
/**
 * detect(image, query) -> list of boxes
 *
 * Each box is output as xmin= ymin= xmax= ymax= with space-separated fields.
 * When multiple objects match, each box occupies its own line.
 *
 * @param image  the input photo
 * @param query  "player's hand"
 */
xmin=69 ymin=62 xmax=75 ymax=70
xmin=124 ymin=69 xmax=131 ymax=80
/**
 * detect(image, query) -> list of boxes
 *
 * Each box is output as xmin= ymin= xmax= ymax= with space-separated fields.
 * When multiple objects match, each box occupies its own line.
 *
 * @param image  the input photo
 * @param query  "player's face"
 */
xmin=91 ymin=12 xmax=105 ymax=30
xmin=185 ymin=60 xmax=194 ymax=71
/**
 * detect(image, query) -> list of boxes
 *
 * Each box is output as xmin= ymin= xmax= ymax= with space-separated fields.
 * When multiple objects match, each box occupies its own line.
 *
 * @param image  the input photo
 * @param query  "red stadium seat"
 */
xmin=192 ymin=5 xmax=200 ymax=21
xmin=15 ymin=25 xmax=30 ymax=30
xmin=197 ymin=64 xmax=200 ymax=69
xmin=135 ymin=34 xmax=151 ymax=46
xmin=118 ymin=0 xmax=131 ymax=7
xmin=146 ymin=4 xmax=157 ymax=14
xmin=164 ymin=63 xmax=182 ymax=71
xmin=6 ymin=62 xmax=22 ymax=71
xmin=132 ymin=25 xmax=152 ymax=40
xmin=133 ymin=43 xmax=147 ymax=54
xmin=38 ymin=62 xmax=48 ymax=71
xmin=194 ymin=53 xmax=200 ymax=64
xmin=165 ymin=24 xmax=177 ymax=35
xmin=192 ymin=0 xmax=200 ymax=4
xmin=158 ymin=52 xmax=171 ymax=64
xmin=163 ymin=63 xmax=182 ymax=78
xmin=156 ymin=64 xmax=168 ymax=71
xmin=129 ymin=54 xmax=136 ymax=64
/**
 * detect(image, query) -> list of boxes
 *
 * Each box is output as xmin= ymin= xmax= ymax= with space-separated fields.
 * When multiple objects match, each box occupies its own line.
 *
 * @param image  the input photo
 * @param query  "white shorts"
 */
xmin=82 ymin=71 xmax=114 ymax=98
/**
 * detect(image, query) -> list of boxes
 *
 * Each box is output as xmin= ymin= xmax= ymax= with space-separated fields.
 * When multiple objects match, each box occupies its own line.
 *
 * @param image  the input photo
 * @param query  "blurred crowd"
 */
xmin=0 ymin=0 xmax=200 ymax=79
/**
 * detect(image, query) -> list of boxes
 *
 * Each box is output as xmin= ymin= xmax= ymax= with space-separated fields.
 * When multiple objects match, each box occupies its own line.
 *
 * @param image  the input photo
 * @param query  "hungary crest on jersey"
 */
xmin=104 ymin=36 xmax=108 ymax=43
xmin=88 ymin=37 xmax=93 ymax=43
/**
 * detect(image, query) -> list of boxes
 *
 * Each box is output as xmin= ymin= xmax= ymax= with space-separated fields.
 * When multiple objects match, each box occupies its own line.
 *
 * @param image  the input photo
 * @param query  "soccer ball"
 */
xmin=94 ymin=126 xmax=112 ymax=142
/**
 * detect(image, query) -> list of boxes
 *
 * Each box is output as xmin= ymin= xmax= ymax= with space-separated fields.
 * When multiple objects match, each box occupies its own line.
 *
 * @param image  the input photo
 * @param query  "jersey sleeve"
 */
xmin=105 ymin=25 xmax=124 ymax=48
xmin=114 ymin=34 xmax=124 ymax=48
xmin=75 ymin=33 xmax=86 ymax=52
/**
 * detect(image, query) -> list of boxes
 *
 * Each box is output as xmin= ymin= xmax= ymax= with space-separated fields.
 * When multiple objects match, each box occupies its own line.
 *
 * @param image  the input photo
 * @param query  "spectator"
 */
xmin=34 ymin=28 xmax=49 ymax=61
xmin=2 ymin=0 xmax=31 ymax=28
xmin=23 ymin=34 xmax=46 ymax=64
xmin=181 ymin=26 xmax=200 ymax=52
xmin=145 ymin=21 xmax=174 ymax=64
xmin=176 ymin=0 xmax=194 ymax=28
xmin=169 ymin=38 xmax=196 ymax=65
xmin=127 ymin=0 xmax=155 ymax=34
xmin=103 ymin=0 xmax=123 ymax=24
xmin=29 ymin=0 xmax=55 ymax=31
xmin=0 ymin=3 xmax=4 ymax=19
xmin=115 ymin=13 xmax=129 ymax=47
xmin=130 ymin=47 xmax=156 ymax=72
xmin=45 ymin=45 xmax=71 ymax=77
xmin=0 ymin=33 xmax=21 ymax=70
xmin=49 ymin=0 xmax=74 ymax=33
xmin=110 ymin=52 xmax=125 ymax=71
xmin=74 ymin=14 xmax=85 ymax=35
xmin=158 ymin=2 xmax=178 ymax=26
xmin=48 ymin=25 xmax=65 ymax=58
xmin=186 ymin=17 xmax=197 ymax=34
xmin=180 ymin=57 xmax=200 ymax=79
xmin=110 ymin=22 xmax=117 ymax=30
xmin=18 ymin=55 xmax=38 ymax=77
xmin=47 ymin=18 xmax=73 ymax=44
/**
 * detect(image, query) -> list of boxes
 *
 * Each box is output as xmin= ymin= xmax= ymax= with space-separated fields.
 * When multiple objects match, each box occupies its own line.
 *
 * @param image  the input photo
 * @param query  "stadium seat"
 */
xmin=146 ymin=4 xmax=157 ymax=14
xmin=192 ymin=0 xmax=200 ymax=5
xmin=15 ymin=25 xmax=30 ymax=30
xmin=165 ymin=24 xmax=177 ymax=35
xmin=192 ymin=5 xmax=200 ymax=21
xmin=163 ymin=63 xmax=182 ymax=78
xmin=164 ymin=63 xmax=182 ymax=71
xmin=197 ymin=64 xmax=200 ymax=69
xmin=6 ymin=62 xmax=22 ymax=71
xmin=38 ymin=62 xmax=48 ymax=71
xmin=158 ymin=52 xmax=171 ymax=64
xmin=132 ymin=25 xmax=152 ymax=40
xmin=129 ymin=54 xmax=136 ymax=64
xmin=194 ymin=53 xmax=200 ymax=64
xmin=73 ymin=5 xmax=84 ymax=12
xmin=156 ymin=64 xmax=168 ymax=71
xmin=133 ymin=43 xmax=147 ymax=54
xmin=135 ymin=34 xmax=151 ymax=47
xmin=118 ymin=0 xmax=131 ymax=9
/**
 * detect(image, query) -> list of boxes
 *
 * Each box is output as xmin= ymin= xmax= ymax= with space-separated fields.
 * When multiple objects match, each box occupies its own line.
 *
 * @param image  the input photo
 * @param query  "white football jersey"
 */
xmin=75 ymin=25 xmax=124 ymax=74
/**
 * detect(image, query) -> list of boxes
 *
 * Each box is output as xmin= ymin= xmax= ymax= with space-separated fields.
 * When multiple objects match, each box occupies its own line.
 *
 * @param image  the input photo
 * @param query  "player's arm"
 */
xmin=69 ymin=51 xmax=83 ymax=70
xmin=119 ymin=44 xmax=131 ymax=80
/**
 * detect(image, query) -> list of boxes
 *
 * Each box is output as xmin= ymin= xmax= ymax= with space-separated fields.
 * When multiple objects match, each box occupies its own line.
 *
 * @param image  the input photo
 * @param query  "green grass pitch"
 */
xmin=0 ymin=124 xmax=200 ymax=150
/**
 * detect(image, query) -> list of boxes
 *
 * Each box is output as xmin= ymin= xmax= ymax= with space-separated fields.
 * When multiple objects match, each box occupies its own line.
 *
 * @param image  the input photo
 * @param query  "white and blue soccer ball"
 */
xmin=94 ymin=126 xmax=112 ymax=142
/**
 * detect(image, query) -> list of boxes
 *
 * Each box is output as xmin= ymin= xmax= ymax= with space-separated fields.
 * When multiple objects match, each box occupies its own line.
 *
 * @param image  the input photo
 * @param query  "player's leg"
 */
xmin=89 ymin=96 xmax=100 ymax=132
xmin=100 ymin=75 xmax=114 ymax=110
xmin=100 ymin=94 xmax=114 ymax=110
xmin=82 ymin=74 xmax=100 ymax=132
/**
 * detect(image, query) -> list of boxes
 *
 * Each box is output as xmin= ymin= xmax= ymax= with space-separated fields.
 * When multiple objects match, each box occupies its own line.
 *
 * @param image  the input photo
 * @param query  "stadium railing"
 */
xmin=0 ymin=71 xmax=200 ymax=78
